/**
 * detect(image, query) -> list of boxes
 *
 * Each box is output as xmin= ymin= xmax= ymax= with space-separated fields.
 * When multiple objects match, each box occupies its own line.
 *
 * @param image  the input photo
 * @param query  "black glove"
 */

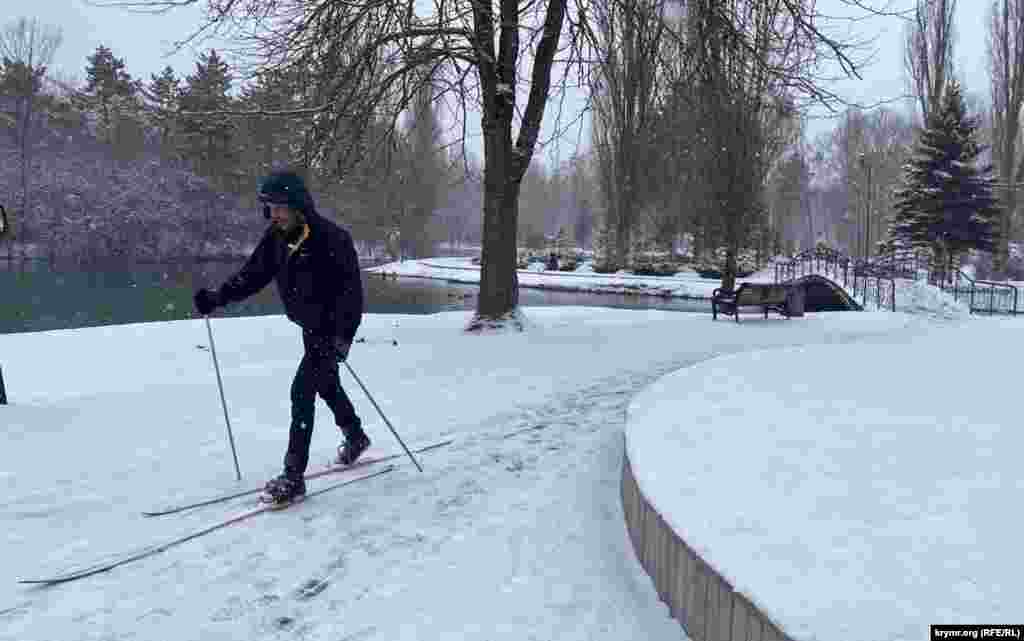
xmin=194 ymin=288 xmax=221 ymax=316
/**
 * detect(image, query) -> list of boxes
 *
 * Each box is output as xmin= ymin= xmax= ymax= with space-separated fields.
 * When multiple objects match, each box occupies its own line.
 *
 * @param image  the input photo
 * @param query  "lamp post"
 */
xmin=858 ymin=153 xmax=872 ymax=262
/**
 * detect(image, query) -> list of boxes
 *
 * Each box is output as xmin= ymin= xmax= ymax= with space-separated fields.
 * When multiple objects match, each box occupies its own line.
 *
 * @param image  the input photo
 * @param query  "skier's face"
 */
xmin=269 ymin=204 xmax=298 ymax=232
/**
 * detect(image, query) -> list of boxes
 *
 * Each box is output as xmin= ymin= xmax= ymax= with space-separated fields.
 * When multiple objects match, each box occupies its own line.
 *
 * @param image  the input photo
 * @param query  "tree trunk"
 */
xmin=474 ymin=77 xmax=520 ymax=321
xmin=468 ymin=0 xmax=564 ymax=327
xmin=721 ymin=245 xmax=738 ymax=292
xmin=694 ymin=225 xmax=705 ymax=265
xmin=616 ymin=175 xmax=633 ymax=270
xmin=477 ymin=179 xmax=520 ymax=318
xmin=996 ymin=184 xmax=1014 ymax=273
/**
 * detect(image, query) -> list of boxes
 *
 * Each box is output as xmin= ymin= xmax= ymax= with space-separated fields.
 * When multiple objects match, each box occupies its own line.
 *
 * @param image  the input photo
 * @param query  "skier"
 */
xmin=193 ymin=170 xmax=370 ymax=504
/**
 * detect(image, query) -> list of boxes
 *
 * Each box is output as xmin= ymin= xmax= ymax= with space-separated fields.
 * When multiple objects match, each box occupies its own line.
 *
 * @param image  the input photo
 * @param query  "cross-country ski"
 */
xmin=143 ymin=439 xmax=453 ymax=517
xmin=18 ymin=466 xmax=396 ymax=586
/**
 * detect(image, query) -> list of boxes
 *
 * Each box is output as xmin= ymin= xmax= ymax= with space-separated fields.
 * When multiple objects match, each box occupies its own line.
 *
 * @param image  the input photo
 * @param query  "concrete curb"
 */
xmin=621 ymin=450 xmax=795 ymax=641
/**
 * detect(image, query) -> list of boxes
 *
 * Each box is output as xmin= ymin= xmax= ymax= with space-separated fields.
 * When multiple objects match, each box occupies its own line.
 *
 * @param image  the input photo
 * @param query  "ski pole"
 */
xmin=342 ymin=361 xmax=423 ymax=472
xmin=204 ymin=315 xmax=242 ymax=481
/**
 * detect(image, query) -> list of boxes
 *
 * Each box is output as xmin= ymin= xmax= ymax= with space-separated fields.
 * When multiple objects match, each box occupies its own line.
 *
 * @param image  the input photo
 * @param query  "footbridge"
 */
xmin=773 ymin=248 xmax=892 ymax=311
xmin=772 ymin=247 xmax=1021 ymax=315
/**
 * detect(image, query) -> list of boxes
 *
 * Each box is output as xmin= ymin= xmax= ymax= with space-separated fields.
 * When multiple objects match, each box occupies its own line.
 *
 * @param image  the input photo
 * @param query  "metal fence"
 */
xmin=932 ymin=268 xmax=1019 ymax=315
xmin=774 ymin=247 xmax=896 ymax=312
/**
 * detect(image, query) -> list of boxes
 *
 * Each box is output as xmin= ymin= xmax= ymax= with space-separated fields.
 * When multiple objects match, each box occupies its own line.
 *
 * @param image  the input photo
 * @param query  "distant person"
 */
xmin=192 ymin=170 xmax=369 ymax=505
xmin=547 ymin=253 xmax=559 ymax=271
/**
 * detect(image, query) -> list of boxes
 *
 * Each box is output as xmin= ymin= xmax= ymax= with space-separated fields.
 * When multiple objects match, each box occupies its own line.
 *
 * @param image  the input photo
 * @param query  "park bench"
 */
xmin=712 ymin=282 xmax=793 ymax=322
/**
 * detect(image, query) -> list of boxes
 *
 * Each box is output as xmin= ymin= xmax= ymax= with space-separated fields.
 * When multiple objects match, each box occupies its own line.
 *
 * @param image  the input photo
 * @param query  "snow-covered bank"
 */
xmin=627 ymin=315 xmax=1019 ymax=640
xmin=367 ymin=256 xmax=754 ymax=300
xmin=0 ymin=307 xmax=920 ymax=640
xmin=376 ymin=257 xmax=986 ymax=321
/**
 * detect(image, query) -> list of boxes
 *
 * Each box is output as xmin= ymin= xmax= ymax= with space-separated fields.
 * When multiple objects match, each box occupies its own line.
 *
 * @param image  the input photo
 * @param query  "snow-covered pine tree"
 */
xmin=80 ymin=45 xmax=140 ymax=146
xmin=179 ymin=50 xmax=236 ymax=186
xmin=890 ymin=80 xmax=1000 ymax=280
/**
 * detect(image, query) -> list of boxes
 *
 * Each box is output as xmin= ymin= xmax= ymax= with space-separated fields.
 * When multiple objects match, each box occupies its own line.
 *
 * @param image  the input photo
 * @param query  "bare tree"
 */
xmin=518 ymin=161 xmax=554 ymax=248
xmin=685 ymin=0 xmax=817 ymax=291
xmin=821 ymin=107 xmax=913 ymax=257
xmin=905 ymin=0 xmax=956 ymax=124
xmin=0 ymin=17 xmax=62 ymax=232
xmin=589 ymin=0 xmax=667 ymax=270
xmin=767 ymin=146 xmax=810 ymax=253
xmin=987 ymin=0 xmax=1024 ymax=272
xmin=100 ymin=0 xmax=878 ymax=328
xmin=399 ymin=79 xmax=447 ymax=258
xmin=133 ymin=0 xmax=577 ymax=329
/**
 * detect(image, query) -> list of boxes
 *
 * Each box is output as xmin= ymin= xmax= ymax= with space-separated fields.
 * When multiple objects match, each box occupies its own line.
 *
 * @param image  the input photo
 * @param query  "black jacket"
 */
xmin=218 ymin=209 xmax=363 ymax=342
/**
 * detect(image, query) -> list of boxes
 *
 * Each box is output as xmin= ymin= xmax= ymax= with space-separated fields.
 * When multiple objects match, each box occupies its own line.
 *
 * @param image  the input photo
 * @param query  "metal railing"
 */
xmin=932 ymin=268 xmax=1019 ymax=315
xmin=775 ymin=246 xmax=1020 ymax=315
xmin=849 ymin=260 xmax=897 ymax=311
xmin=774 ymin=247 xmax=896 ymax=311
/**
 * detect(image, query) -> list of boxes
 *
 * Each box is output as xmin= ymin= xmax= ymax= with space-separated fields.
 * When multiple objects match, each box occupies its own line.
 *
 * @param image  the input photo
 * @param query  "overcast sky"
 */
xmin=23 ymin=0 xmax=995 ymax=169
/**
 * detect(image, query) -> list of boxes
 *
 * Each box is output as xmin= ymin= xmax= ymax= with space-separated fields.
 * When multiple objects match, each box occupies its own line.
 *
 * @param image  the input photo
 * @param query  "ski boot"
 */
xmin=260 ymin=473 xmax=307 ymax=506
xmin=335 ymin=431 xmax=371 ymax=467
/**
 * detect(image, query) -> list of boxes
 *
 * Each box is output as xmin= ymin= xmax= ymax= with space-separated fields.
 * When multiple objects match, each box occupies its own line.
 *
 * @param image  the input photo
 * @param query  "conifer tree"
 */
xmin=80 ymin=45 xmax=140 ymax=145
xmin=890 ymin=80 xmax=1001 ymax=277
xmin=179 ymin=49 xmax=236 ymax=185
xmin=143 ymin=66 xmax=180 ymax=152
xmin=234 ymin=67 xmax=307 ymax=182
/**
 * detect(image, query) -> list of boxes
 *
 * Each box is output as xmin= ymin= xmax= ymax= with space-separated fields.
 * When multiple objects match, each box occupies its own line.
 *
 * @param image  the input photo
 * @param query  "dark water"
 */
xmin=0 ymin=258 xmax=711 ymax=335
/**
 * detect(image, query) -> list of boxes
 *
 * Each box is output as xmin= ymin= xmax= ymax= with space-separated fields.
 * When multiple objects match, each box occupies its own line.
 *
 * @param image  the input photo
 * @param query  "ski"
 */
xmin=19 ymin=465 xmax=396 ymax=586
xmin=143 ymin=438 xmax=453 ymax=517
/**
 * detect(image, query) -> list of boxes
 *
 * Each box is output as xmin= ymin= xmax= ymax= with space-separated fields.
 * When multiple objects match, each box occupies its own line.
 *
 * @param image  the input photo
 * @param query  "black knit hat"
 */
xmin=258 ymin=170 xmax=314 ymax=216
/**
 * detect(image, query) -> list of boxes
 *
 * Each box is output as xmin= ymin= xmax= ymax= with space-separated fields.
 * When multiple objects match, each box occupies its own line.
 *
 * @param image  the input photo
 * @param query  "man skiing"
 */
xmin=193 ymin=169 xmax=370 ymax=504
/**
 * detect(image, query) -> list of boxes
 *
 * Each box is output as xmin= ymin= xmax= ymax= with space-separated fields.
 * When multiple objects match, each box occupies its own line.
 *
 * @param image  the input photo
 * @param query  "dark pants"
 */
xmin=283 ymin=331 xmax=363 ymax=477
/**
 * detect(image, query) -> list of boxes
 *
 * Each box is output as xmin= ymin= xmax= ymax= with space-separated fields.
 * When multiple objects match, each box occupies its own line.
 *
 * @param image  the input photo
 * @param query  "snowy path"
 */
xmin=2 ymin=309 xmax=927 ymax=640
xmin=5 ymin=364 xmax=692 ymax=640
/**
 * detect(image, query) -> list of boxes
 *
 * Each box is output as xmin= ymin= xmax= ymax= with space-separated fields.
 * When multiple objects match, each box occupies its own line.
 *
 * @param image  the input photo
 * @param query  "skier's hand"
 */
xmin=194 ymin=288 xmax=221 ymax=316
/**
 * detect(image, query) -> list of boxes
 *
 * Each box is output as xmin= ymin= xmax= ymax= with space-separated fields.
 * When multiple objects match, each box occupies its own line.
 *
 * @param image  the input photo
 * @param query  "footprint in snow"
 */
xmin=209 ymin=595 xmax=245 ymax=622
xmin=254 ymin=593 xmax=280 ymax=607
xmin=437 ymin=478 xmax=487 ymax=511
xmin=274 ymin=615 xmax=295 ymax=629
xmin=294 ymin=577 xmax=330 ymax=600
xmin=339 ymin=626 xmax=379 ymax=641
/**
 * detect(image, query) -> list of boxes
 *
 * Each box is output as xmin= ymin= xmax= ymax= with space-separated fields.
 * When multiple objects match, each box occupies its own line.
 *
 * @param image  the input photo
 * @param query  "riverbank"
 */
xmin=368 ymin=257 xmax=776 ymax=300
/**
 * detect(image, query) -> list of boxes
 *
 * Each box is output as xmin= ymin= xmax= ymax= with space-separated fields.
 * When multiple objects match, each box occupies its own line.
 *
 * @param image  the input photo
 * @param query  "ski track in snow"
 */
xmin=8 ymin=364 xmax=694 ymax=641
xmin=3 ymin=318 xmax=933 ymax=641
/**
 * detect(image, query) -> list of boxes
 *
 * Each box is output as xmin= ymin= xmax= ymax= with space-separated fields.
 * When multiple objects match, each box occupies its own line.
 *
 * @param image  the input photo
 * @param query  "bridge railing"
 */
xmin=774 ymin=247 xmax=896 ymax=311
xmin=775 ymin=246 xmax=1021 ymax=314
xmin=850 ymin=260 xmax=897 ymax=311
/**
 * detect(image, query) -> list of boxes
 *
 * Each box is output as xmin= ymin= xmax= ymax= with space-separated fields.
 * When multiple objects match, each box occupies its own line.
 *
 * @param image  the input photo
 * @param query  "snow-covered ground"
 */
xmin=627 ymin=316 xmax=1023 ymax=640
xmin=1 ymin=303 xmax=929 ymax=641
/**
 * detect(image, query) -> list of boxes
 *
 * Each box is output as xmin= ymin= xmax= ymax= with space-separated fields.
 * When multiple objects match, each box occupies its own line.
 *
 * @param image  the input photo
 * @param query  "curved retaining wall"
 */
xmin=621 ymin=452 xmax=796 ymax=641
